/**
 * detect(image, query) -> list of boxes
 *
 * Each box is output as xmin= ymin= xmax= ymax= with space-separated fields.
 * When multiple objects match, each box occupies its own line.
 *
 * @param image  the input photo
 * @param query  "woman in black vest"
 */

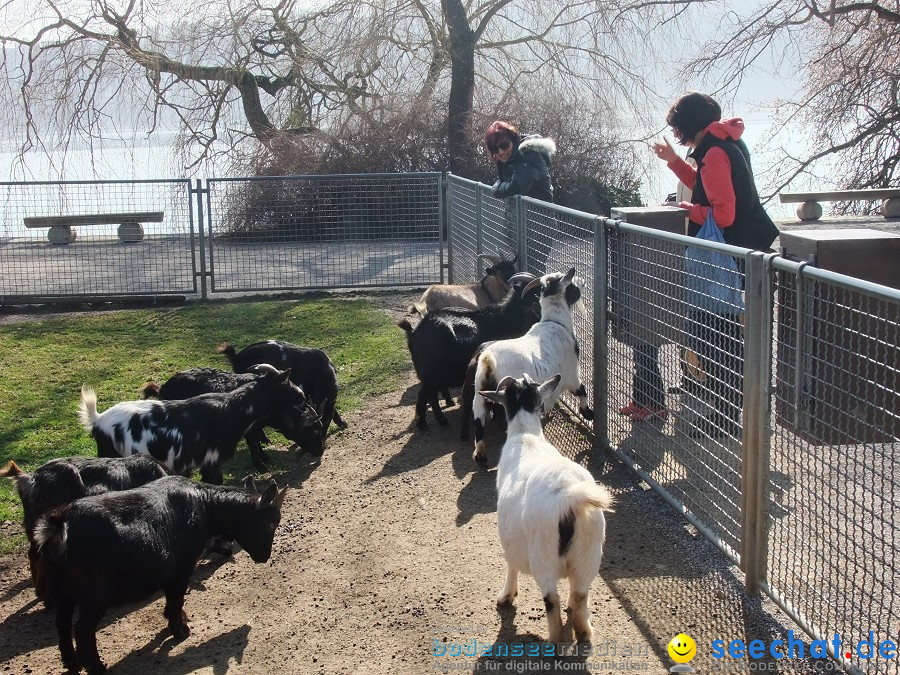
xmin=652 ymin=92 xmax=779 ymax=439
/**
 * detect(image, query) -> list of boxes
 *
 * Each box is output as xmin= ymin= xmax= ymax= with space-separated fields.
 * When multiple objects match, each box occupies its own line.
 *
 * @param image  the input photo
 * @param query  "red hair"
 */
xmin=484 ymin=121 xmax=519 ymax=152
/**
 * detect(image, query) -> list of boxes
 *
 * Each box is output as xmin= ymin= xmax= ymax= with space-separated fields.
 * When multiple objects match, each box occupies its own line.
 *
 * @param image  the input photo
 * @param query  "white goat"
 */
xmin=471 ymin=268 xmax=592 ymax=464
xmin=480 ymin=373 xmax=613 ymax=645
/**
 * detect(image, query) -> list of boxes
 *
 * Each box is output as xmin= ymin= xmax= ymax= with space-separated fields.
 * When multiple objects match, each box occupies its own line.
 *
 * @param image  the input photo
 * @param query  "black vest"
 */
xmin=688 ymin=135 xmax=779 ymax=251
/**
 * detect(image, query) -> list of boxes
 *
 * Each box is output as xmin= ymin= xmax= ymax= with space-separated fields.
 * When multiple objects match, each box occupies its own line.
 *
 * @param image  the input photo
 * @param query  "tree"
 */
xmin=683 ymin=1 xmax=900 ymax=208
xmin=0 ymin=0 xmax=676 ymax=176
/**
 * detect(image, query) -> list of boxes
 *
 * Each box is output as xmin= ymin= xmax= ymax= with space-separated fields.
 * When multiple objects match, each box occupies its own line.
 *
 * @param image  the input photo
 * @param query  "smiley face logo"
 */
xmin=668 ymin=633 xmax=697 ymax=663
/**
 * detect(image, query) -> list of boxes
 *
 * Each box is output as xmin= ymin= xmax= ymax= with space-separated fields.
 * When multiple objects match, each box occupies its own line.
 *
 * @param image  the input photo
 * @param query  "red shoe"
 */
xmin=618 ymin=401 xmax=640 ymax=416
xmin=628 ymin=405 xmax=668 ymax=421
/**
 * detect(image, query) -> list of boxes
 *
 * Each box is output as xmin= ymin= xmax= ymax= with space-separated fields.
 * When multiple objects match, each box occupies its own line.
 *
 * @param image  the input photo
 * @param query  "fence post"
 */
xmin=441 ymin=174 xmax=449 ymax=284
xmin=592 ymin=217 xmax=611 ymax=450
xmin=193 ymin=178 xmax=208 ymax=300
xmin=741 ymin=251 xmax=772 ymax=595
xmin=516 ymin=196 xmax=528 ymax=274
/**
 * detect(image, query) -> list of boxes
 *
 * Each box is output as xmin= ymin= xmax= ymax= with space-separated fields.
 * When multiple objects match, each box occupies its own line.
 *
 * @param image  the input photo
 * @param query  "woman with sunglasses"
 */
xmin=484 ymin=121 xmax=556 ymax=202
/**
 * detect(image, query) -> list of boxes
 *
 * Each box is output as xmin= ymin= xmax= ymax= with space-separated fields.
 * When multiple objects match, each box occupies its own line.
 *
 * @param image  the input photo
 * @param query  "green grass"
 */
xmin=0 ymin=295 xmax=412 ymax=554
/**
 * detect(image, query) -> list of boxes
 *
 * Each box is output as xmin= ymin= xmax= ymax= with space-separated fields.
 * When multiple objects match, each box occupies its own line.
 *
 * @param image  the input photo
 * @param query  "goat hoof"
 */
xmin=473 ymin=452 xmax=488 ymax=468
xmin=85 ymin=661 xmax=108 ymax=675
xmin=170 ymin=621 xmax=191 ymax=641
xmin=496 ymin=592 xmax=517 ymax=606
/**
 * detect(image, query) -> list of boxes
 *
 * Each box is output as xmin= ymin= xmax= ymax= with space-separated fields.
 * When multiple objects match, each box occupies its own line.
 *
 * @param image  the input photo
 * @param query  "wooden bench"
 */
xmin=779 ymin=189 xmax=900 ymax=221
xmin=22 ymin=211 xmax=165 ymax=244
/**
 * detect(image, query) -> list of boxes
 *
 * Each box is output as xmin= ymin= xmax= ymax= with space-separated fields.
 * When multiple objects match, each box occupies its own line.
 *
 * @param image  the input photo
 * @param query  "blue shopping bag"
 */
xmin=684 ymin=212 xmax=745 ymax=315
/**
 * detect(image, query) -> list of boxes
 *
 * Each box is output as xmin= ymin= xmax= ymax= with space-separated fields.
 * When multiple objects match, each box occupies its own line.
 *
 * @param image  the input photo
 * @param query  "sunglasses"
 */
xmin=491 ymin=140 xmax=512 ymax=154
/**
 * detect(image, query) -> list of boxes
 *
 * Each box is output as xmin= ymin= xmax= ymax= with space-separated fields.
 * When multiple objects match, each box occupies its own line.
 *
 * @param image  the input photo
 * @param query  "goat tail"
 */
xmin=216 ymin=341 xmax=237 ymax=363
xmin=77 ymin=386 xmax=99 ymax=431
xmin=34 ymin=509 xmax=67 ymax=559
xmin=0 ymin=460 xmax=24 ymax=479
xmin=141 ymin=381 xmax=161 ymax=399
xmin=565 ymin=481 xmax=614 ymax=514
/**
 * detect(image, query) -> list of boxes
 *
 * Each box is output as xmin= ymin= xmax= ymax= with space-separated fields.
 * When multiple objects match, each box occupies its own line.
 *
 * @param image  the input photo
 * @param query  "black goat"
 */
xmin=143 ymin=365 xmax=322 ymax=470
xmin=397 ymin=274 xmax=539 ymax=429
xmin=218 ymin=341 xmax=348 ymax=437
xmin=79 ymin=367 xmax=302 ymax=485
xmin=1 ymin=455 xmax=168 ymax=603
xmin=36 ymin=475 xmax=287 ymax=674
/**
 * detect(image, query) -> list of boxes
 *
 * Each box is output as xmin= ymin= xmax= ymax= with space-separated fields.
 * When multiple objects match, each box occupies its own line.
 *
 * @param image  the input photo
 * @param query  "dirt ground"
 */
xmin=0 ymin=297 xmax=835 ymax=675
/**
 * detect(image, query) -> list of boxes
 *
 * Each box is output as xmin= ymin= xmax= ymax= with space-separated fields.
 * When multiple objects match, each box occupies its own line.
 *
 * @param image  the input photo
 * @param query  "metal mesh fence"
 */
xmin=445 ymin=178 xmax=899 ymax=673
xmin=205 ymin=174 xmax=442 ymax=293
xmin=606 ymin=223 xmax=745 ymax=558
xmin=0 ymin=180 xmax=196 ymax=299
xmin=767 ymin=258 xmax=899 ymax=674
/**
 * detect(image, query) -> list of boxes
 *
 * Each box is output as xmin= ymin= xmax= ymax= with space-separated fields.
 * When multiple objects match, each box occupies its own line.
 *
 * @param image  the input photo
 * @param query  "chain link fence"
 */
xmin=446 ymin=174 xmax=899 ymax=675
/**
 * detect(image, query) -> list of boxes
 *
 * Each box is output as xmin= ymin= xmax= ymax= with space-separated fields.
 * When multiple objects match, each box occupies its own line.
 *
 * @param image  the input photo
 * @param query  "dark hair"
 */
xmin=484 ymin=121 xmax=520 ymax=153
xmin=666 ymin=92 xmax=722 ymax=144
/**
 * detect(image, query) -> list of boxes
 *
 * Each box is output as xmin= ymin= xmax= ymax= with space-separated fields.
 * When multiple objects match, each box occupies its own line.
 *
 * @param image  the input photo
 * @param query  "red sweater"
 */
xmin=667 ymin=118 xmax=745 ymax=227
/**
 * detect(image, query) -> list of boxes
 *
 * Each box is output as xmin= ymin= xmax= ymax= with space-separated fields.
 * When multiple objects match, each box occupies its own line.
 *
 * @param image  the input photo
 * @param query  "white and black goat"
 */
xmin=143 ymin=365 xmax=322 ymax=470
xmin=472 ymin=268 xmax=592 ymax=465
xmin=398 ymin=274 xmax=539 ymax=430
xmin=480 ymin=373 xmax=613 ymax=646
xmin=79 ymin=367 xmax=301 ymax=485
xmin=409 ymin=248 xmax=518 ymax=315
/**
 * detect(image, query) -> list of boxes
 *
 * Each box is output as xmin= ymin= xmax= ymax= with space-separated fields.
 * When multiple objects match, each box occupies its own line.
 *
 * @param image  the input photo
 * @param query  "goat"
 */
xmin=472 ymin=268 xmax=593 ymax=465
xmin=409 ymin=249 xmax=518 ymax=315
xmin=1 ymin=455 xmax=168 ymax=603
xmin=218 ymin=340 xmax=347 ymax=435
xmin=35 ymin=475 xmax=287 ymax=674
xmin=479 ymin=373 xmax=613 ymax=646
xmin=142 ymin=365 xmax=322 ymax=470
xmin=397 ymin=274 xmax=540 ymax=430
xmin=79 ymin=367 xmax=301 ymax=485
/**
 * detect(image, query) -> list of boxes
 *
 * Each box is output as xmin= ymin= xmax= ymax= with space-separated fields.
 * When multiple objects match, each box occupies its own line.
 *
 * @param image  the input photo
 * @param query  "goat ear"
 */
xmin=259 ymin=482 xmax=279 ymax=507
xmin=478 ymin=390 xmax=505 ymax=405
xmin=274 ymin=486 xmax=288 ymax=510
xmin=563 ymin=268 xmax=576 ymax=284
xmin=275 ymin=368 xmax=292 ymax=384
xmin=243 ymin=475 xmax=258 ymax=492
xmin=538 ymin=374 xmax=562 ymax=400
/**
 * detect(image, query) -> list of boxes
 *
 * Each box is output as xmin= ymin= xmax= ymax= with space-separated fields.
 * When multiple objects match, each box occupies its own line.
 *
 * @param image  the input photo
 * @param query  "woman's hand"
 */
xmin=652 ymin=137 xmax=678 ymax=163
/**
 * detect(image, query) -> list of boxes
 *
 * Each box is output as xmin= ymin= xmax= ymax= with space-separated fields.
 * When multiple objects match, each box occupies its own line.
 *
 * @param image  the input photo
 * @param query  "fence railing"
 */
xmin=446 ymin=174 xmax=899 ymax=675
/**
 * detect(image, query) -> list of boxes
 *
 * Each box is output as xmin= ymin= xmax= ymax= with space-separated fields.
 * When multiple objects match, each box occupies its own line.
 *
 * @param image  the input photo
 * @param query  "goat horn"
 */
xmin=498 ymin=245 xmax=517 ymax=261
xmin=496 ymin=376 xmax=517 ymax=391
xmin=477 ymin=253 xmax=501 ymax=265
xmin=522 ymin=277 xmax=543 ymax=296
xmin=249 ymin=363 xmax=280 ymax=375
xmin=508 ymin=272 xmax=535 ymax=284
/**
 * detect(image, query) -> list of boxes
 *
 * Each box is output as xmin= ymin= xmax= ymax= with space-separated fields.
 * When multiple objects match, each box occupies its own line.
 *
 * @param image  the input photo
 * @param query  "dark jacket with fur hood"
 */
xmin=492 ymin=135 xmax=556 ymax=202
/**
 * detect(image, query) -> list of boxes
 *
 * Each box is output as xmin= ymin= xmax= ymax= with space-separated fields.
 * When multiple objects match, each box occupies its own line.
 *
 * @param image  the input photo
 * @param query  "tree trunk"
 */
xmin=442 ymin=0 xmax=476 ymax=176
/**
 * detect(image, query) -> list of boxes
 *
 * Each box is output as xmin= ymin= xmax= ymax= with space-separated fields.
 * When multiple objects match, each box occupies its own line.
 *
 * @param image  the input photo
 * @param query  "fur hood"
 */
xmin=518 ymin=136 xmax=557 ymax=164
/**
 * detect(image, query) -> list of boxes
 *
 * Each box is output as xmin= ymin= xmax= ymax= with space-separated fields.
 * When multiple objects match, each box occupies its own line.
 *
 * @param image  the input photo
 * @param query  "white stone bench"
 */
xmin=22 ymin=211 xmax=165 ymax=244
xmin=779 ymin=189 xmax=900 ymax=221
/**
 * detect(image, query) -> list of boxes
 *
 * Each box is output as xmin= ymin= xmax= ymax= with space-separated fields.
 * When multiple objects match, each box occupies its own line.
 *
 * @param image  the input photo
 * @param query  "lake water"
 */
xmin=0 ymin=115 xmax=801 ymax=239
